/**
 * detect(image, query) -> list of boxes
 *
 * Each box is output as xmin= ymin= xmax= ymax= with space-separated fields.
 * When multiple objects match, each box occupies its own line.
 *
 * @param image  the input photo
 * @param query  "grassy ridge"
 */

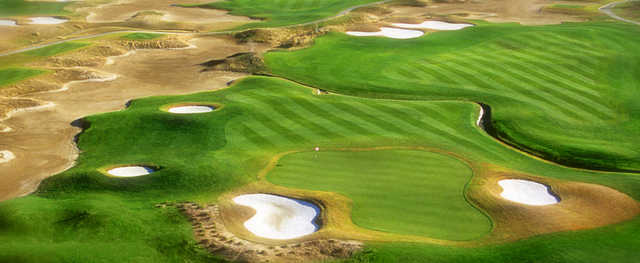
xmin=268 ymin=150 xmax=491 ymax=240
xmin=0 ymin=0 xmax=69 ymax=16
xmin=180 ymin=0 xmax=379 ymax=29
xmin=265 ymin=22 xmax=640 ymax=172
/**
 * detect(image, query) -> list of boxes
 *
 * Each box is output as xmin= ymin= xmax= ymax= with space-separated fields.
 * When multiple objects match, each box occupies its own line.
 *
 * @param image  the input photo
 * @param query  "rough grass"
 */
xmin=24 ymin=42 xmax=90 ymax=57
xmin=267 ymin=150 xmax=491 ymax=240
xmin=121 ymin=33 xmax=165 ymax=40
xmin=0 ymin=0 xmax=69 ymax=16
xmin=0 ymin=68 xmax=44 ymax=86
xmin=613 ymin=0 xmax=640 ymax=21
xmin=265 ymin=22 xmax=640 ymax=172
xmin=179 ymin=0 xmax=380 ymax=29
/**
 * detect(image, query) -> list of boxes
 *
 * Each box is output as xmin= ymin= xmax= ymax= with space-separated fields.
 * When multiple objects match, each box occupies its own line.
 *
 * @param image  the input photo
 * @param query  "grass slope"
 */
xmin=0 ymin=0 xmax=69 ymax=17
xmin=268 ymin=150 xmax=491 ymax=240
xmin=180 ymin=0 xmax=379 ymax=29
xmin=265 ymin=22 xmax=640 ymax=172
xmin=24 ymin=42 xmax=90 ymax=57
xmin=0 ymin=68 xmax=44 ymax=86
xmin=121 ymin=33 xmax=165 ymax=40
xmin=1 ymin=75 xmax=638 ymax=262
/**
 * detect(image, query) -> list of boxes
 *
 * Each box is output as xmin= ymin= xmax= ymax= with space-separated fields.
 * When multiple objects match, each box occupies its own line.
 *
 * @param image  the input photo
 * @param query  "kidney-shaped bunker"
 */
xmin=233 ymin=194 xmax=320 ymax=240
xmin=347 ymin=27 xmax=424 ymax=39
xmin=168 ymin=105 xmax=215 ymax=114
xmin=499 ymin=179 xmax=559 ymax=206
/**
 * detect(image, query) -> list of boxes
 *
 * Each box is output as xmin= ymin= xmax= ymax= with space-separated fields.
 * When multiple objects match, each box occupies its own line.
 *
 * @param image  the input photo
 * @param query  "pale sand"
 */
xmin=168 ymin=105 xmax=214 ymax=114
xmin=27 ymin=17 xmax=69 ymax=25
xmin=107 ymin=166 xmax=154 ymax=177
xmin=346 ymin=27 xmax=424 ymax=39
xmin=233 ymin=194 xmax=320 ymax=240
xmin=392 ymin=21 xmax=474 ymax=30
xmin=499 ymin=179 xmax=559 ymax=206
xmin=0 ymin=20 xmax=17 ymax=26
xmin=0 ymin=150 xmax=16 ymax=164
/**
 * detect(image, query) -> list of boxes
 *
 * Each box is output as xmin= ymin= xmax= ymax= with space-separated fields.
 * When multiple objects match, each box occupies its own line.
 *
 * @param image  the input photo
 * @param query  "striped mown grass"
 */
xmin=265 ymin=22 xmax=640 ymax=172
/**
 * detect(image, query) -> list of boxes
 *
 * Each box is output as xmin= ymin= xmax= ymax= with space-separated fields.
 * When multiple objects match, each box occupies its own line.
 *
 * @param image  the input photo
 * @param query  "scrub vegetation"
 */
xmin=179 ymin=0 xmax=380 ymax=29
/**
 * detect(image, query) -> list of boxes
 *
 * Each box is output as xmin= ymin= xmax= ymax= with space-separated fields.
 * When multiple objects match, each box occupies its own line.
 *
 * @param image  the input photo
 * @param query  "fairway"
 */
xmin=267 ymin=150 xmax=491 ymax=240
xmin=265 ymin=22 xmax=640 ymax=172
xmin=0 ymin=0 xmax=69 ymax=16
xmin=0 ymin=68 xmax=44 ymax=86
xmin=181 ymin=0 xmax=380 ymax=28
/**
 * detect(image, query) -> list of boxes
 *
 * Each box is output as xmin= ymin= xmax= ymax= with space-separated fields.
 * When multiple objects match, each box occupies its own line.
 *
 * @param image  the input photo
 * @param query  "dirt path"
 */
xmin=600 ymin=0 xmax=640 ymax=26
xmin=0 ymin=36 xmax=268 ymax=201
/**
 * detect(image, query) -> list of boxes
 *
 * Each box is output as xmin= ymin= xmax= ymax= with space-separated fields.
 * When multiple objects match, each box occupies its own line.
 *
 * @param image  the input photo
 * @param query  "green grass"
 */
xmin=1 ymin=21 xmax=640 ymax=263
xmin=24 ymin=42 xmax=90 ymax=57
xmin=0 ymin=0 xmax=69 ymax=17
xmin=551 ymin=4 xmax=584 ymax=8
xmin=1 ymin=73 xmax=639 ymax=262
xmin=179 ymin=0 xmax=380 ymax=29
xmin=268 ymin=150 xmax=491 ymax=240
xmin=265 ymin=22 xmax=640 ymax=172
xmin=121 ymin=33 xmax=165 ymax=40
xmin=0 ymin=68 xmax=44 ymax=86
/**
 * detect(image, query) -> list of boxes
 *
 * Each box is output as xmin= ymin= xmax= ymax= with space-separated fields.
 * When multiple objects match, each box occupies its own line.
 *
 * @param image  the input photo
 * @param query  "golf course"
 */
xmin=0 ymin=0 xmax=639 ymax=262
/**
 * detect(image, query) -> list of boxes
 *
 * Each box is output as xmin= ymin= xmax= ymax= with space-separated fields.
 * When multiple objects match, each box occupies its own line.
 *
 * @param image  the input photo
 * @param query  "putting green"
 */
xmin=267 ymin=150 xmax=491 ymax=240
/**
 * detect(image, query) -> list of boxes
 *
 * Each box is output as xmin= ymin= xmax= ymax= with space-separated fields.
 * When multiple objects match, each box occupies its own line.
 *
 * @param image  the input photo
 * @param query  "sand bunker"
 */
xmin=392 ymin=21 xmax=474 ymax=31
xmin=346 ymin=27 xmax=424 ymax=39
xmin=0 ymin=20 xmax=17 ymax=26
xmin=0 ymin=150 xmax=15 ymax=164
xmin=233 ymin=194 xmax=320 ymax=240
xmin=107 ymin=166 xmax=154 ymax=177
xmin=27 ymin=17 xmax=68 ymax=25
xmin=499 ymin=179 xmax=559 ymax=206
xmin=167 ymin=105 xmax=215 ymax=114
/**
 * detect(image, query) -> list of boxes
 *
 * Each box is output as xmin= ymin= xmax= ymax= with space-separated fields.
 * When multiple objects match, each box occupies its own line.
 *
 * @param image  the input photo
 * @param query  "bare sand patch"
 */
xmin=346 ymin=27 xmax=424 ymax=39
xmin=392 ymin=21 xmax=473 ymax=30
xmin=233 ymin=194 xmax=320 ymax=240
xmin=498 ymin=179 xmax=559 ymax=206
xmin=0 ymin=35 xmax=269 ymax=201
xmin=107 ymin=166 xmax=154 ymax=177
xmin=27 ymin=17 xmax=68 ymax=25
xmin=80 ymin=0 xmax=253 ymax=26
xmin=0 ymin=20 xmax=17 ymax=26
xmin=0 ymin=150 xmax=16 ymax=164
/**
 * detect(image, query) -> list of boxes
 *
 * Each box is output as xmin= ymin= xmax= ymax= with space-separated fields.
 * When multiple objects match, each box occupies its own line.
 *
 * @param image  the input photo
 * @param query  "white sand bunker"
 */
xmin=233 ymin=194 xmax=320 ymax=240
xmin=0 ymin=150 xmax=16 ymax=164
xmin=392 ymin=21 xmax=474 ymax=31
xmin=168 ymin=105 xmax=215 ymax=114
xmin=107 ymin=166 xmax=155 ymax=177
xmin=499 ymin=179 xmax=559 ymax=206
xmin=28 ymin=17 xmax=68 ymax=25
xmin=346 ymin=27 xmax=424 ymax=39
xmin=0 ymin=20 xmax=17 ymax=26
